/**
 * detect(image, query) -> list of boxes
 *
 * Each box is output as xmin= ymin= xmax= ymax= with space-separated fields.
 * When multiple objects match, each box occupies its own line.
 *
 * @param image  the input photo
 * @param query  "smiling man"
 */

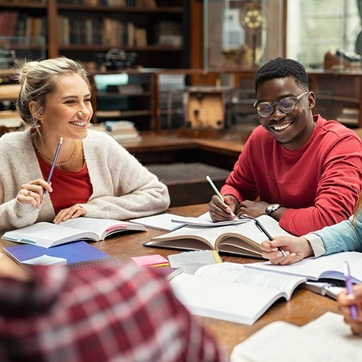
xmin=208 ymin=57 xmax=362 ymax=236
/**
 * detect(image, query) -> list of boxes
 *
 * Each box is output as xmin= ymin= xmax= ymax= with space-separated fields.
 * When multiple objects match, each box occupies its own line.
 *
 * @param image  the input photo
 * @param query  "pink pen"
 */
xmin=344 ymin=261 xmax=358 ymax=320
xmin=44 ymin=137 xmax=63 ymax=195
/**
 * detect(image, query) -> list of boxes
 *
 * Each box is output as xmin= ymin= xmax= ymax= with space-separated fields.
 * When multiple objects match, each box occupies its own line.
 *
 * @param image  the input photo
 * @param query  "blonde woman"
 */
xmin=0 ymin=57 xmax=169 ymax=234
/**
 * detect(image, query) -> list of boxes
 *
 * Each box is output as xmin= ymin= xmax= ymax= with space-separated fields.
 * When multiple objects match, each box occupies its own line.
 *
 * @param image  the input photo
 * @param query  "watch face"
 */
xmin=266 ymin=204 xmax=280 ymax=214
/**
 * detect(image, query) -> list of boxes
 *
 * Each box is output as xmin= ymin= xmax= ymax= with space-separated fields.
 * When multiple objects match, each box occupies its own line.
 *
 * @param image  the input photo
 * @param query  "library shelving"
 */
xmin=0 ymin=0 xmax=190 ymax=68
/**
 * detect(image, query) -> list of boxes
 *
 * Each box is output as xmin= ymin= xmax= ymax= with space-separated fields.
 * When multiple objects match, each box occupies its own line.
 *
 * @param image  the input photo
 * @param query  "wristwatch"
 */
xmin=265 ymin=203 xmax=280 ymax=216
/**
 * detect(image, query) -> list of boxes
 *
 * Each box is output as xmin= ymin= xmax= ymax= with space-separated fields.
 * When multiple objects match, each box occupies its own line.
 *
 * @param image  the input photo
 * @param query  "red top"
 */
xmin=221 ymin=114 xmax=362 ymax=236
xmin=37 ymin=156 xmax=93 ymax=214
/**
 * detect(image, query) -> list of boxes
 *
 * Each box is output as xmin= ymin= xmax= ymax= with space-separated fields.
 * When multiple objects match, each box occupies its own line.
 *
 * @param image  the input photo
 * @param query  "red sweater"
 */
xmin=221 ymin=115 xmax=362 ymax=235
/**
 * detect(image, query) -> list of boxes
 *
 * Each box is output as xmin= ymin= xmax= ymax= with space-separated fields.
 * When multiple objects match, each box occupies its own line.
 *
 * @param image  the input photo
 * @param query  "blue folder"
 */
xmin=2 ymin=241 xmax=117 ymax=268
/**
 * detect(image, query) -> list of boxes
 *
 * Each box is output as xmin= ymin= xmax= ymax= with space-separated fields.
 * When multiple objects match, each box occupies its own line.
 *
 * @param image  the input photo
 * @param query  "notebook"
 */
xmin=2 ymin=241 xmax=117 ymax=268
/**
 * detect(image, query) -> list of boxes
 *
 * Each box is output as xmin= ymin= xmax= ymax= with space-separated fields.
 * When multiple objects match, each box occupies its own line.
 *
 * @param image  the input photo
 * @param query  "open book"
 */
xmin=169 ymin=262 xmax=306 ymax=325
xmin=144 ymin=215 xmax=293 ymax=258
xmin=244 ymin=251 xmax=362 ymax=283
xmin=2 ymin=217 xmax=147 ymax=248
xmin=231 ymin=312 xmax=362 ymax=362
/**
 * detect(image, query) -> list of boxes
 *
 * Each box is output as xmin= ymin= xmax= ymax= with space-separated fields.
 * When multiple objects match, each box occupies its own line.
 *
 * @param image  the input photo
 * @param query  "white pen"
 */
xmin=206 ymin=176 xmax=235 ymax=217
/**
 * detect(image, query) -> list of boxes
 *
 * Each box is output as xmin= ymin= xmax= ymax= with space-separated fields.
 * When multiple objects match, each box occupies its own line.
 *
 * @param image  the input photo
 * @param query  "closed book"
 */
xmin=2 ymin=241 xmax=118 ymax=268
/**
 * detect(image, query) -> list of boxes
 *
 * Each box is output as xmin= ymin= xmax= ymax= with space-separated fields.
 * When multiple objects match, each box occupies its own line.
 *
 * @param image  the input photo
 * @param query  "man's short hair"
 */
xmin=254 ymin=57 xmax=309 ymax=92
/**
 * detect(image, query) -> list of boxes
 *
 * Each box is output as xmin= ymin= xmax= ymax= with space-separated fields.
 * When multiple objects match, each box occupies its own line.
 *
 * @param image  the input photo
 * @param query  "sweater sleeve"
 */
xmin=279 ymin=132 xmax=362 ymax=235
xmin=311 ymin=213 xmax=362 ymax=255
xmin=79 ymin=131 xmax=170 ymax=220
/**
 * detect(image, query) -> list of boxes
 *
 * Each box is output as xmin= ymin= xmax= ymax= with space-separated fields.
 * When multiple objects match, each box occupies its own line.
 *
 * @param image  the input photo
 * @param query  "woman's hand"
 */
xmin=260 ymin=236 xmax=314 ymax=265
xmin=337 ymin=285 xmax=362 ymax=336
xmin=54 ymin=204 xmax=87 ymax=224
xmin=16 ymin=179 xmax=52 ymax=209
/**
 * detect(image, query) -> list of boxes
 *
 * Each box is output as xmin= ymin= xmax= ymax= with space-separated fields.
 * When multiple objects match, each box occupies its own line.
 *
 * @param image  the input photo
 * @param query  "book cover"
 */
xmin=2 ymin=241 xmax=117 ymax=268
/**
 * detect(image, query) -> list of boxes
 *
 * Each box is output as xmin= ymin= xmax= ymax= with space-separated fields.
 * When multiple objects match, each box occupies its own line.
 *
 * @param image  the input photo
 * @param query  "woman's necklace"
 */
xmin=33 ymin=136 xmax=79 ymax=168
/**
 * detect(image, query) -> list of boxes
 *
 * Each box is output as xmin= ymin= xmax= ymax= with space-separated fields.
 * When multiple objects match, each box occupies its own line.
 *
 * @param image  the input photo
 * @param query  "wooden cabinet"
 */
xmin=307 ymin=71 xmax=362 ymax=128
xmin=0 ymin=0 xmax=189 ymax=68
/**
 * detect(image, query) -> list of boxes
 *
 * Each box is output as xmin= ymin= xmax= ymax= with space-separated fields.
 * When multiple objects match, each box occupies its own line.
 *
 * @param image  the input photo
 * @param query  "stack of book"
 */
xmin=154 ymin=21 xmax=183 ymax=46
xmin=105 ymin=120 xmax=142 ymax=144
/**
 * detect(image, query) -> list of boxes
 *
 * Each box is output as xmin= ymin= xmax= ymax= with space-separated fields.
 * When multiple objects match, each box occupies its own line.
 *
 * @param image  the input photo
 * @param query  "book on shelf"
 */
xmin=169 ymin=262 xmax=306 ymax=325
xmin=230 ymin=312 xmax=362 ymax=362
xmin=244 ymin=251 xmax=362 ymax=283
xmin=2 ymin=241 xmax=117 ymax=268
xmin=104 ymin=120 xmax=135 ymax=131
xmin=144 ymin=214 xmax=293 ymax=258
xmin=2 ymin=217 xmax=147 ymax=248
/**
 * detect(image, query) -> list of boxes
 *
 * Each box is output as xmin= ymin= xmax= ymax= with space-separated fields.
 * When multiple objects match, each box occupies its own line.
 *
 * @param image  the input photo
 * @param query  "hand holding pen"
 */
xmin=254 ymin=218 xmax=287 ymax=257
xmin=44 ymin=137 xmax=63 ymax=195
xmin=343 ymin=261 xmax=358 ymax=320
xmin=17 ymin=137 xmax=63 ymax=208
xmin=206 ymin=176 xmax=236 ymax=220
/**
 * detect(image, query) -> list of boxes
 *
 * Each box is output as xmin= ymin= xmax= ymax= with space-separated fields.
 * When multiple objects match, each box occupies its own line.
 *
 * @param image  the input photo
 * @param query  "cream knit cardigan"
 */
xmin=0 ymin=129 xmax=170 ymax=234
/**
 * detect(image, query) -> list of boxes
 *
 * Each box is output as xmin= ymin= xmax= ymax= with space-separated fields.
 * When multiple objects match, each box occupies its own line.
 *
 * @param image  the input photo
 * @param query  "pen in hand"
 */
xmin=44 ymin=137 xmax=63 ymax=195
xmin=344 ymin=261 xmax=358 ymax=320
xmin=254 ymin=218 xmax=286 ymax=257
xmin=206 ymin=176 xmax=235 ymax=217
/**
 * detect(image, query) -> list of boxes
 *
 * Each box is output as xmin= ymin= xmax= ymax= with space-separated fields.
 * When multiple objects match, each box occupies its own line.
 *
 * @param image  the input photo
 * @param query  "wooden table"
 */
xmin=0 ymin=203 xmax=339 ymax=357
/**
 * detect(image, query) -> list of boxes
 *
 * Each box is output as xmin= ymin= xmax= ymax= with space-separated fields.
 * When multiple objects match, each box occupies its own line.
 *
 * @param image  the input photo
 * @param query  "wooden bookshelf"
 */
xmin=0 ymin=0 xmax=189 ymax=68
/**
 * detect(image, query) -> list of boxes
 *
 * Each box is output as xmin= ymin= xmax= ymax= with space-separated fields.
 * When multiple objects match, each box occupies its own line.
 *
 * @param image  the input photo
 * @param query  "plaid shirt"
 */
xmin=0 ymin=262 xmax=227 ymax=362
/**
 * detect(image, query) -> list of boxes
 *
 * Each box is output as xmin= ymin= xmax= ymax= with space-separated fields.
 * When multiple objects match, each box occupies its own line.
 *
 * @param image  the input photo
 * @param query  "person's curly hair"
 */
xmin=254 ymin=57 xmax=309 ymax=93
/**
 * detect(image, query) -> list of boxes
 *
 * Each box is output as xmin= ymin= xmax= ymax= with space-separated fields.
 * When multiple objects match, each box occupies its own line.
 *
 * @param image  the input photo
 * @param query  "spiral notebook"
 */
xmin=2 ymin=241 xmax=118 ymax=268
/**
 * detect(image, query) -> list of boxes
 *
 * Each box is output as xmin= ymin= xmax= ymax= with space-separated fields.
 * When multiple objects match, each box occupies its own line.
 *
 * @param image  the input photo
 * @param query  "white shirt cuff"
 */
xmin=303 ymin=233 xmax=326 ymax=258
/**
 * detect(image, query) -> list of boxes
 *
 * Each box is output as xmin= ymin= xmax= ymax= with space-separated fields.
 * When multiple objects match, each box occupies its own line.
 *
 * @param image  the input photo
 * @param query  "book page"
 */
xmin=2 ymin=222 xmax=97 ymax=248
xmin=171 ymin=212 xmax=250 ymax=227
xmin=170 ymin=263 xmax=305 ymax=325
xmin=148 ymin=214 xmax=292 ymax=253
xmin=231 ymin=312 xmax=362 ymax=362
xmin=62 ymin=217 xmax=146 ymax=239
xmin=195 ymin=263 xmax=306 ymax=299
xmin=245 ymin=251 xmax=362 ymax=283
xmin=129 ymin=213 xmax=186 ymax=231
xmin=170 ymin=273 xmax=288 ymax=325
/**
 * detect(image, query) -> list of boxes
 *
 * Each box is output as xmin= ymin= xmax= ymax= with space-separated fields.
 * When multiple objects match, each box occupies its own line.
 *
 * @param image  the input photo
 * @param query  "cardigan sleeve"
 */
xmin=79 ymin=131 xmax=170 ymax=220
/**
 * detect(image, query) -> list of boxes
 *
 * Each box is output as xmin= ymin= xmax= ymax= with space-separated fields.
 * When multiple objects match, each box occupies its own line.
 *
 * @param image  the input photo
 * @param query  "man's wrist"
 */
xmin=265 ymin=203 xmax=281 ymax=216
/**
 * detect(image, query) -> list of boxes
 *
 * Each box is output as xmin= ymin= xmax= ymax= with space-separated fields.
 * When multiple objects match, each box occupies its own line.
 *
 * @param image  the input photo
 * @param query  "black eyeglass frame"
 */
xmin=253 ymin=91 xmax=310 ymax=118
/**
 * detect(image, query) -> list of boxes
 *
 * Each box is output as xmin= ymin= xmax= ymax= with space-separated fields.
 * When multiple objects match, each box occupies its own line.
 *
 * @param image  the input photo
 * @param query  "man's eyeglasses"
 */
xmin=253 ymin=91 xmax=309 ymax=118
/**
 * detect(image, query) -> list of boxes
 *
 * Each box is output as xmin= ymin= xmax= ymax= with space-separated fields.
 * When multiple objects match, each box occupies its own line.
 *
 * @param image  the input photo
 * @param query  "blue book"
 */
xmin=2 ymin=241 xmax=117 ymax=268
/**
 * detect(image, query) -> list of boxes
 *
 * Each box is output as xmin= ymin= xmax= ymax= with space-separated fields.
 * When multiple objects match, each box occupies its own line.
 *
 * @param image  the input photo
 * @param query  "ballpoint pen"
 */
xmin=254 ymin=218 xmax=287 ymax=257
xmin=44 ymin=137 xmax=63 ymax=195
xmin=206 ymin=176 xmax=235 ymax=217
xmin=344 ymin=261 xmax=358 ymax=320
